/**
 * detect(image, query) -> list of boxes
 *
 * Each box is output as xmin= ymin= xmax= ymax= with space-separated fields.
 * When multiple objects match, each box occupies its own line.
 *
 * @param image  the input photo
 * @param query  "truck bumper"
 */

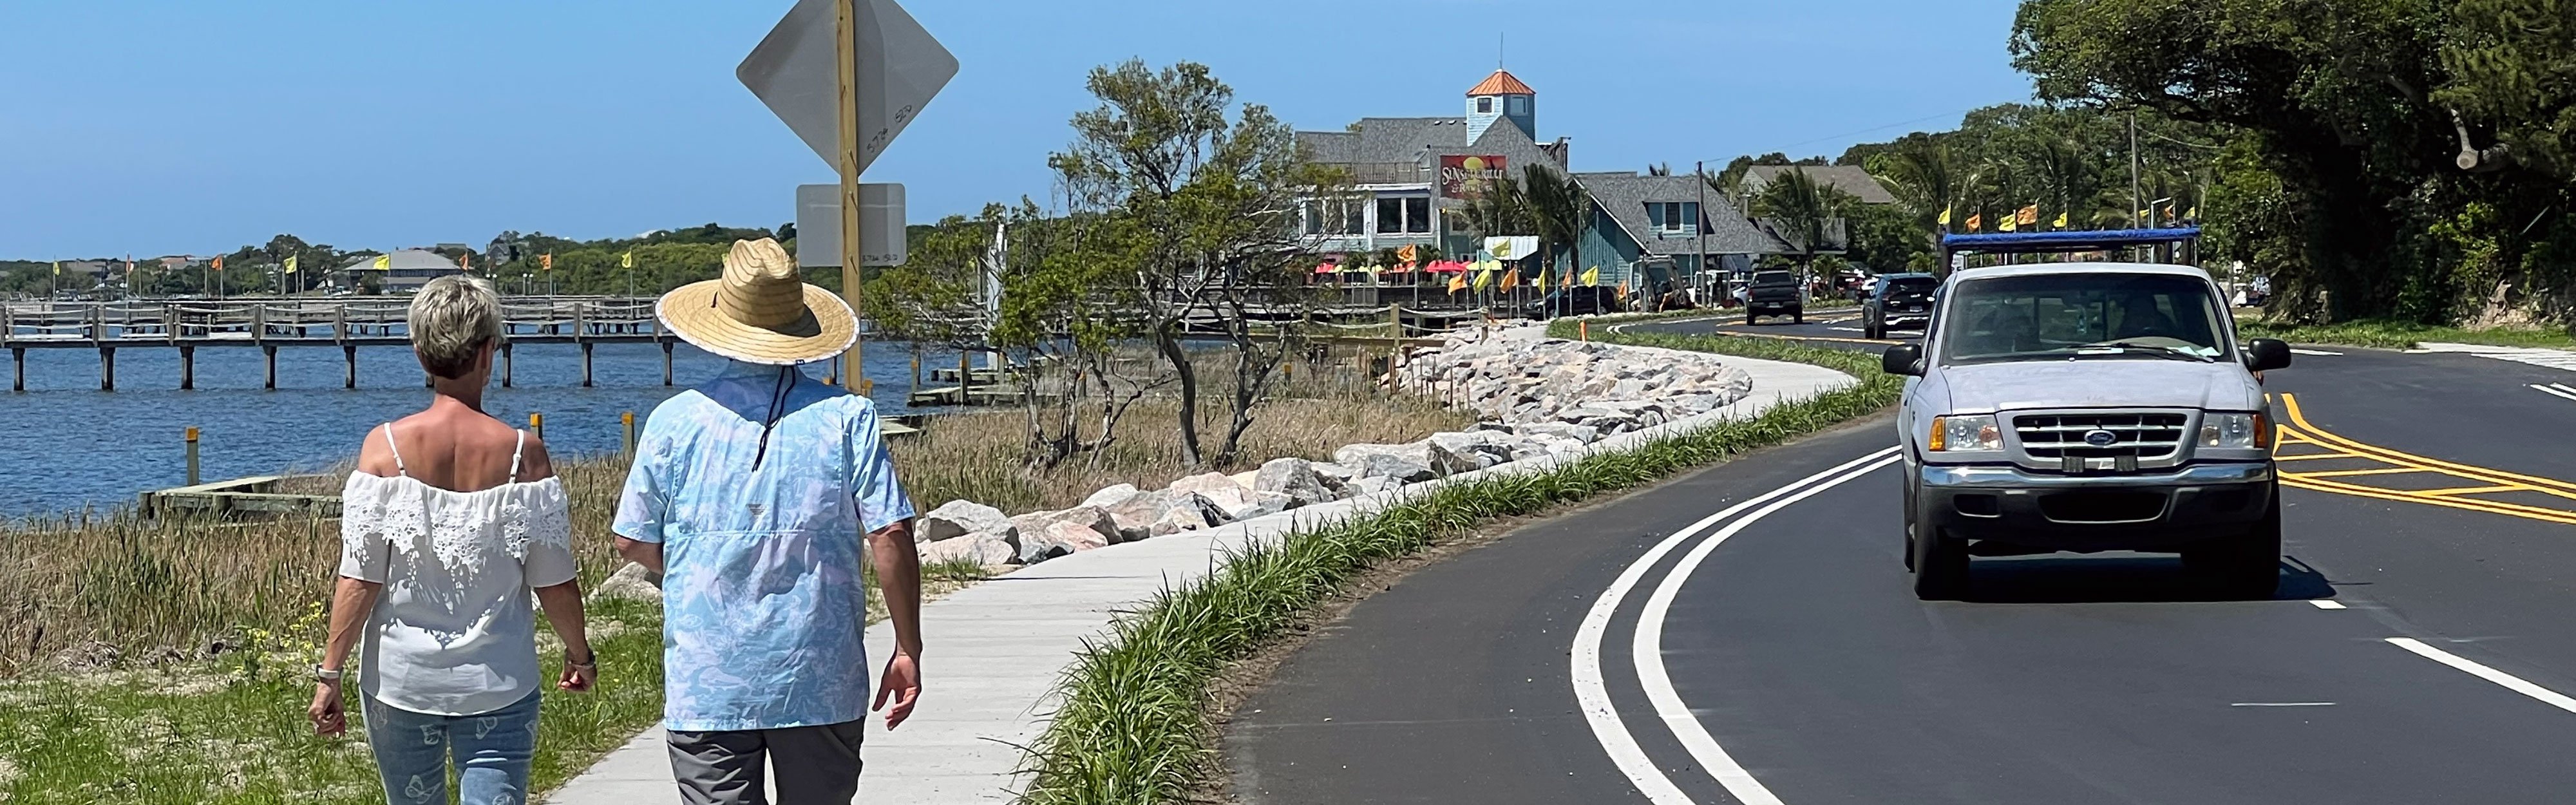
xmin=1918 ymin=462 xmax=2274 ymax=551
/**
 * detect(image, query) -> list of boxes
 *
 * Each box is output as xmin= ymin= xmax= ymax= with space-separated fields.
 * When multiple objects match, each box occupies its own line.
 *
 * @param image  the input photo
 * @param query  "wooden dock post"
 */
xmin=180 ymin=345 xmax=194 ymax=390
xmin=529 ymin=412 xmax=543 ymax=440
xmin=500 ymin=343 xmax=513 ymax=388
xmin=262 ymin=344 xmax=278 ymax=390
xmin=99 ymin=346 xmax=115 ymax=392
xmin=622 ymin=411 xmax=636 ymax=458
xmin=958 ymin=348 xmax=972 ymax=402
xmin=184 ymin=426 xmax=200 ymax=486
xmin=342 ymin=344 xmax=358 ymax=389
xmin=580 ymin=342 xmax=594 ymax=388
xmin=661 ymin=340 xmax=674 ymax=386
xmin=11 ymin=347 xmax=23 ymax=392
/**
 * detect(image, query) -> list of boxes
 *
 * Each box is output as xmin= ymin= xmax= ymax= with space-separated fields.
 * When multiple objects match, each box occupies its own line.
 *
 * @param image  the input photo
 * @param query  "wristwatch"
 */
xmin=313 ymin=665 xmax=345 ymax=683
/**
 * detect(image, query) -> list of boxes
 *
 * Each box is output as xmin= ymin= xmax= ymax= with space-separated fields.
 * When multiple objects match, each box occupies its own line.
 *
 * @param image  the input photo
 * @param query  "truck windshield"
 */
xmin=1752 ymin=271 xmax=1794 ymax=285
xmin=1940 ymin=273 xmax=2228 ymax=365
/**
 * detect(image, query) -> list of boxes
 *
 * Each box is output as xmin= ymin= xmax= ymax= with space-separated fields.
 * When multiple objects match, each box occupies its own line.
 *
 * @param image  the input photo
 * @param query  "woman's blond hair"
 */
xmin=408 ymin=275 xmax=503 ymax=379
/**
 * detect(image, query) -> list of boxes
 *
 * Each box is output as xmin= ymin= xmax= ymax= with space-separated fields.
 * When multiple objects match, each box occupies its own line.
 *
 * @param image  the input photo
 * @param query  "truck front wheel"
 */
xmin=1911 ymin=523 xmax=1968 ymax=600
xmin=2183 ymin=496 xmax=2282 ymax=598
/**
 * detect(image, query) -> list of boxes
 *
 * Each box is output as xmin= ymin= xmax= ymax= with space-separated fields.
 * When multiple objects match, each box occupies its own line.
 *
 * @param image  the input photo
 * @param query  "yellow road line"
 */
xmin=2274 ymin=452 xmax=2363 ymax=461
xmin=2281 ymin=394 xmax=2576 ymax=497
xmin=2295 ymin=467 xmax=2436 ymax=478
xmin=2416 ymin=485 xmax=2528 ymax=497
xmin=2281 ymin=477 xmax=2576 ymax=526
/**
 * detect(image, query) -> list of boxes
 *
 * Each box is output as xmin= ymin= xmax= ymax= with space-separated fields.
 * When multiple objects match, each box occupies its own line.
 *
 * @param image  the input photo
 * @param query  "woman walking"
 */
xmin=309 ymin=274 xmax=594 ymax=804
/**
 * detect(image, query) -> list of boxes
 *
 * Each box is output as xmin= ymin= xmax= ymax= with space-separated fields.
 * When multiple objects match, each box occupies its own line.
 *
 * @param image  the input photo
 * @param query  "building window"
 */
xmin=1508 ymin=96 xmax=1528 ymax=115
xmin=1376 ymin=196 xmax=1431 ymax=234
xmin=1343 ymin=199 xmax=1366 ymax=234
xmin=1645 ymin=202 xmax=1699 ymax=234
xmin=1477 ymin=97 xmax=1493 ymax=113
xmin=1302 ymin=200 xmax=1325 ymax=235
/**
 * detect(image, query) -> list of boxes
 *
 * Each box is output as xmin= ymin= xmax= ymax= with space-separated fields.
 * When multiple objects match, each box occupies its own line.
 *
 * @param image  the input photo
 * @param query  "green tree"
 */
xmin=1523 ymin=164 xmax=1589 ymax=284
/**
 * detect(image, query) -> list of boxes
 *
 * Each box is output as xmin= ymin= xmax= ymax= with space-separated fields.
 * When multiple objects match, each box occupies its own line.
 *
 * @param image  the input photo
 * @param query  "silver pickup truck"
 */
xmin=1882 ymin=263 xmax=2294 ymax=600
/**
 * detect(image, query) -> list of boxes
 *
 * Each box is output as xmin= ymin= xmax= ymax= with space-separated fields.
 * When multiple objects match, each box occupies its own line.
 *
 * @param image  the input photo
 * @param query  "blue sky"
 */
xmin=0 ymin=1 xmax=2032 ymax=259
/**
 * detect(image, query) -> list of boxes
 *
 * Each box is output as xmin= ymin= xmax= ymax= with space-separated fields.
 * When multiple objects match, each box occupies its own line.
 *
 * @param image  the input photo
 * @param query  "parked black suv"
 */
xmin=1862 ymin=272 xmax=1938 ymax=339
xmin=1527 ymin=285 xmax=1625 ymax=319
xmin=1745 ymin=270 xmax=1802 ymax=323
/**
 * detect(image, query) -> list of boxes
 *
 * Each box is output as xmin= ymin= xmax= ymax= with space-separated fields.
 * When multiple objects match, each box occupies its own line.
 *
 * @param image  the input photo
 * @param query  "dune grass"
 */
xmin=2235 ymin=316 xmax=2576 ymax=350
xmin=1019 ymin=330 xmax=1898 ymax=804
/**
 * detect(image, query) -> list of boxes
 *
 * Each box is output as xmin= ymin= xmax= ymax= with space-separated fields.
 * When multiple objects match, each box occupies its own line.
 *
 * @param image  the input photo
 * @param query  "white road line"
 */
xmin=2386 ymin=638 xmax=2576 ymax=714
xmin=1828 ymin=327 xmax=1864 ymax=333
xmin=2554 ymin=383 xmax=2576 ymax=395
xmin=2230 ymin=702 xmax=2336 ymax=706
xmin=1631 ymin=455 xmax=1899 ymax=805
xmin=2310 ymin=600 xmax=2349 ymax=610
xmin=2528 ymin=384 xmax=2576 ymax=404
xmin=1571 ymin=446 xmax=1900 ymax=805
xmin=2290 ymin=348 xmax=2343 ymax=356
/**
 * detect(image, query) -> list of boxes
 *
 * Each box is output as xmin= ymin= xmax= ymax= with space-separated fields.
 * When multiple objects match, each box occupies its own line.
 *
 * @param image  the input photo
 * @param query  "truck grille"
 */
xmin=2014 ymin=413 xmax=2188 ymax=462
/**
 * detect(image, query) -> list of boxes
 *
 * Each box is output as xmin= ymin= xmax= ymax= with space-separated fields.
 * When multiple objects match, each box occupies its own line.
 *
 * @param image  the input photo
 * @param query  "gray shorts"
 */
xmin=666 ymin=720 xmax=865 ymax=805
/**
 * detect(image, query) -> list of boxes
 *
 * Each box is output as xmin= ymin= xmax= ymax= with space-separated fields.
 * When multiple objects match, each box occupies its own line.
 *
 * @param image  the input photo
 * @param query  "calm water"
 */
xmin=0 ymin=340 xmax=980 ymax=516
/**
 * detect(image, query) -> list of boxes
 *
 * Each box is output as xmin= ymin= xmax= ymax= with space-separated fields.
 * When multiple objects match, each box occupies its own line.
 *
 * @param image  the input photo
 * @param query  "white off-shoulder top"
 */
xmin=337 ymin=424 xmax=577 ymax=716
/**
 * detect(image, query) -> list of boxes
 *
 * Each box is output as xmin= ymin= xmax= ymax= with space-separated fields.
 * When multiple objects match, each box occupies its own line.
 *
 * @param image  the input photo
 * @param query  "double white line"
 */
xmin=1571 ymin=447 xmax=1902 ymax=804
xmin=2528 ymin=382 xmax=2576 ymax=404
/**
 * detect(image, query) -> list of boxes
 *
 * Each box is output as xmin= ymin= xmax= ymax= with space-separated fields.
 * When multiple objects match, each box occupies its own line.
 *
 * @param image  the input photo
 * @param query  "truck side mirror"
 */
xmin=2243 ymin=338 xmax=2292 ymax=372
xmin=1882 ymin=343 xmax=1924 ymax=376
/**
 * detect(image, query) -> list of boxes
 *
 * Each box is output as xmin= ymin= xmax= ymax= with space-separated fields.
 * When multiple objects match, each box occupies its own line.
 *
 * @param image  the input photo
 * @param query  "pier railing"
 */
xmin=0 ymin=296 xmax=664 ymax=345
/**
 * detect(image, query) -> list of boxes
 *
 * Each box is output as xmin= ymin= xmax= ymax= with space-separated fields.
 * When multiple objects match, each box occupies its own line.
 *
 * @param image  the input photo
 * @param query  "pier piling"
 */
xmin=622 ymin=411 xmax=636 ymax=458
xmin=262 ymin=344 xmax=278 ymax=390
xmin=661 ymin=341 xmax=674 ymax=386
xmin=529 ymin=412 xmax=544 ymax=440
xmin=180 ymin=345 xmax=194 ymax=390
xmin=10 ymin=347 xmax=21 ymax=392
xmin=184 ymin=426 xmax=200 ymax=486
xmin=580 ymin=342 xmax=594 ymax=388
xmin=500 ymin=343 xmax=513 ymax=388
xmin=343 ymin=345 xmax=358 ymax=389
xmin=99 ymin=347 xmax=114 ymax=392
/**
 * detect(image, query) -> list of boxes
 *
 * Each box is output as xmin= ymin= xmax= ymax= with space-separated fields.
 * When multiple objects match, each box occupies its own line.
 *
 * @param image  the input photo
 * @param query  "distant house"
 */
xmin=1570 ymin=172 xmax=1794 ymax=290
xmin=1736 ymin=165 xmax=1900 ymax=205
xmin=341 ymin=249 xmax=462 ymax=293
xmin=1293 ymin=69 xmax=1573 ymax=260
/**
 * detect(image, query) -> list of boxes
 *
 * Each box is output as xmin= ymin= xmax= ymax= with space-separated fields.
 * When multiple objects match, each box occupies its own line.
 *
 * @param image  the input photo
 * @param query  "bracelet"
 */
xmin=313 ymin=665 xmax=344 ymax=682
xmin=565 ymin=652 xmax=597 ymax=670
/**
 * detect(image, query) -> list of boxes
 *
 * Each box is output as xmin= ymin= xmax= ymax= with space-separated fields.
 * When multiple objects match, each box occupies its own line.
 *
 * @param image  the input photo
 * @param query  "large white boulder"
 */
xmin=1171 ymin=472 xmax=1267 ymax=520
xmin=918 ymin=534 xmax=1017 ymax=569
xmin=592 ymin=562 xmax=662 ymax=603
xmin=918 ymin=500 xmax=1014 ymax=543
xmin=1009 ymin=506 xmax=1120 ymax=545
xmin=1253 ymin=457 xmax=1338 ymax=507
xmin=1079 ymin=483 xmax=1142 ymax=509
xmin=1332 ymin=443 xmax=1437 ymax=483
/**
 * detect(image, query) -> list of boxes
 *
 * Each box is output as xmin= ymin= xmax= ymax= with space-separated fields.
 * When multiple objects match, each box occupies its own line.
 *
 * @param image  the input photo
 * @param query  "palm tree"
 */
xmin=1750 ymin=167 xmax=1858 ymax=286
xmin=1523 ymin=164 xmax=1589 ymax=288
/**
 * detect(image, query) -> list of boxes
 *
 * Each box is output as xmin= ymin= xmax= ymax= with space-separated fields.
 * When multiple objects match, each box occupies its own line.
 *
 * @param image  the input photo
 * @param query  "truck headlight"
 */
xmin=1929 ymin=415 xmax=2001 ymax=451
xmin=2201 ymin=412 xmax=2271 ymax=449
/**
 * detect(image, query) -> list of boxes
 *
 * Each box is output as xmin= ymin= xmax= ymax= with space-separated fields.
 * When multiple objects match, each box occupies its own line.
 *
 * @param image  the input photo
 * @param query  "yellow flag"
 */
xmin=51 ymin=261 xmax=60 ymax=276
xmin=372 ymin=254 xmax=391 ymax=271
xmin=1534 ymin=267 xmax=1549 ymax=291
xmin=1472 ymin=267 xmax=1495 ymax=290
xmin=1499 ymin=267 xmax=1519 ymax=291
xmin=1580 ymin=267 xmax=1600 ymax=286
xmin=1998 ymin=215 xmax=2017 ymax=233
xmin=2186 ymin=206 xmax=2199 ymax=220
xmin=283 ymin=256 xmax=298 ymax=274
xmin=1446 ymin=272 xmax=1468 ymax=294
xmin=620 ymin=251 xmax=635 ymax=269
xmin=2052 ymin=211 xmax=2069 ymax=229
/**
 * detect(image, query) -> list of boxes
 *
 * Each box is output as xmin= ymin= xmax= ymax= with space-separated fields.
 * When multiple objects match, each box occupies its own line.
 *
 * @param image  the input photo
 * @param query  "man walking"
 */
xmin=613 ymin=238 xmax=922 ymax=804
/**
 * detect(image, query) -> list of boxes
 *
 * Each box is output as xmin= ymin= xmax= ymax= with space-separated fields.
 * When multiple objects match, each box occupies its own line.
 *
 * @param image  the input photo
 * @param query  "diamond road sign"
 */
xmin=795 ymin=184 xmax=908 ymax=267
xmin=738 ymin=0 xmax=957 ymax=175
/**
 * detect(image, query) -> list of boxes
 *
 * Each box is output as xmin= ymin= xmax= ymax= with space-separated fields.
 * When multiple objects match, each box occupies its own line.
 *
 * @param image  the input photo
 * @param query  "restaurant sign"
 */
xmin=1439 ymin=155 xmax=1508 ymax=198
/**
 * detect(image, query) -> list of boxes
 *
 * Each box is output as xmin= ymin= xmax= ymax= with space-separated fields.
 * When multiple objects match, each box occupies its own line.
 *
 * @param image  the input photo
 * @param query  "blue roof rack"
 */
xmin=1940 ymin=227 xmax=2202 ymax=268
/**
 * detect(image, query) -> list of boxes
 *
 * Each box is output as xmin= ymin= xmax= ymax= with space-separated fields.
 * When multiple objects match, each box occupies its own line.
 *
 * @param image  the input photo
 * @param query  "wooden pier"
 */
xmin=1 ymin=296 xmax=677 ymax=392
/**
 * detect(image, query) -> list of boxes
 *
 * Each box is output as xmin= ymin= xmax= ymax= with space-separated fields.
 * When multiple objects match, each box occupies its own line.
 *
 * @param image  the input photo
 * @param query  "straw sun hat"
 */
xmin=656 ymin=238 xmax=857 ymax=365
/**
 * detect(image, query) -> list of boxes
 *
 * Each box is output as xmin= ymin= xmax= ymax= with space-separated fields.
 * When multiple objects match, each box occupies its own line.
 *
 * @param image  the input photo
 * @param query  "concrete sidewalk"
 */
xmin=544 ymin=348 xmax=1854 ymax=804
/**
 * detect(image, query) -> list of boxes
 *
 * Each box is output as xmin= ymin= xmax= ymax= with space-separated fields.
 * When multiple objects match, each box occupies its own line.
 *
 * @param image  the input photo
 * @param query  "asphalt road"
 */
xmin=1227 ymin=319 xmax=2576 ymax=804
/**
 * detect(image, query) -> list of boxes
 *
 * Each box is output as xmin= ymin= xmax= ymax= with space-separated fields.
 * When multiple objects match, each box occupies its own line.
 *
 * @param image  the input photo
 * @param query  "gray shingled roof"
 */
xmin=1297 ymin=130 xmax=1358 ymax=164
xmin=1739 ymin=165 xmax=1900 ymax=205
xmin=1574 ymin=172 xmax=1792 ymax=256
xmin=1296 ymin=117 xmax=1470 ymax=166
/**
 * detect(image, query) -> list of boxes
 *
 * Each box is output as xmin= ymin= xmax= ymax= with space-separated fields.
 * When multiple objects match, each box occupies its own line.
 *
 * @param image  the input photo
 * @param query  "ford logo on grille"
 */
xmin=2083 ymin=429 xmax=2119 ymax=447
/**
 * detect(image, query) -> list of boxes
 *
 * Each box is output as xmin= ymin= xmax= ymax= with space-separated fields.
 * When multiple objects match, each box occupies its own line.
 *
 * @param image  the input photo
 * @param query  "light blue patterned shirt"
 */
xmin=612 ymin=361 xmax=915 ymax=732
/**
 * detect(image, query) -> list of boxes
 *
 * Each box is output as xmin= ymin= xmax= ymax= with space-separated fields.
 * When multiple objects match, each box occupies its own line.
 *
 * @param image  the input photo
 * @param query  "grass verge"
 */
xmin=2236 ymin=317 xmax=2576 ymax=350
xmin=1018 ymin=330 xmax=1898 ymax=804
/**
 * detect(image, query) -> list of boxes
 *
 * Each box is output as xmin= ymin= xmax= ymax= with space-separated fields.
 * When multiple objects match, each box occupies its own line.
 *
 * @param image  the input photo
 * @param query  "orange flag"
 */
xmin=2016 ymin=204 xmax=2040 ymax=225
xmin=1397 ymin=244 xmax=1418 ymax=263
xmin=1499 ymin=267 xmax=1519 ymax=291
xmin=1965 ymin=214 xmax=1982 ymax=232
xmin=1446 ymin=272 xmax=1468 ymax=294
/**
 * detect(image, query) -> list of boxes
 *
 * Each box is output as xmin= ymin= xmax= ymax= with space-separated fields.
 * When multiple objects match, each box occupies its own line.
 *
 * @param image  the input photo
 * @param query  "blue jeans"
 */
xmin=363 ymin=689 xmax=541 ymax=805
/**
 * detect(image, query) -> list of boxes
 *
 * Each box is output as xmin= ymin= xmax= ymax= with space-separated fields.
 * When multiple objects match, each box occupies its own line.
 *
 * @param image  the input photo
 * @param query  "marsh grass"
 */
xmin=1021 ymin=330 xmax=1898 ymax=804
xmin=891 ymin=351 xmax=1468 ymax=515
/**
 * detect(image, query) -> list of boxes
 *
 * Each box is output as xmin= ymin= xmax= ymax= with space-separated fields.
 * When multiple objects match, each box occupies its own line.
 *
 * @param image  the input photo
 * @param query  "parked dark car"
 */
xmin=1863 ymin=272 xmax=1939 ymax=339
xmin=1745 ymin=270 xmax=1803 ymax=323
xmin=1527 ymin=285 xmax=1625 ymax=319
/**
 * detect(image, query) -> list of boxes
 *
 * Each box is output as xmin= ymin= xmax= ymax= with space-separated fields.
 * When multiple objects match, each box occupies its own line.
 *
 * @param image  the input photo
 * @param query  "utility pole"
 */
xmin=2128 ymin=110 xmax=2142 ymax=231
xmin=835 ymin=0 xmax=867 ymax=394
xmin=1694 ymin=159 xmax=1708 ymax=309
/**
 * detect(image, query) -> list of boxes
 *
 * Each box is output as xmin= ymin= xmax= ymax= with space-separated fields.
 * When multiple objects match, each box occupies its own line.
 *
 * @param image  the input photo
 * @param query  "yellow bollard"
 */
xmin=529 ymin=412 xmax=544 ymax=440
xmin=1579 ymin=319 xmax=1589 ymax=342
xmin=621 ymin=412 xmax=636 ymax=458
xmin=184 ymin=426 xmax=200 ymax=486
